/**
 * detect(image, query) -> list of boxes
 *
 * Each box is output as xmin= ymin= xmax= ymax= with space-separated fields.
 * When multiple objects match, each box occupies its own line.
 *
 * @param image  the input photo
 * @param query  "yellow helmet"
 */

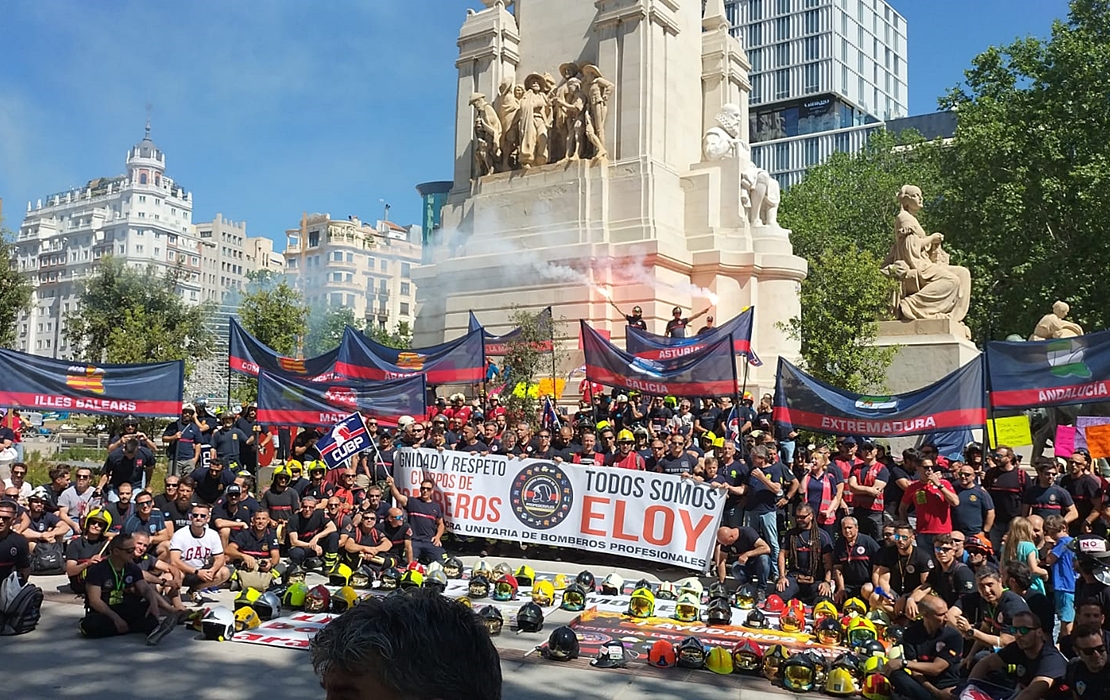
xmin=84 ymin=507 xmax=112 ymax=530
xmin=617 ymin=429 xmax=635 ymax=443
xmin=234 ymin=587 xmax=263 ymax=610
xmin=861 ymin=654 xmax=887 ymax=676
xmin=531 ymin=580 xmax=555 ymax=606
xmin=456 ymin=595 xmax=473 ymax=609
xmin=847 ymin=616 xmax=879 ymax=647
xmin=305 ymin=460 xmax=327 ymax=474
xmin=285 ymin=459 xmax=303 ymax=474
xmin=861 ymin=672 xmax=892 ymax=700
xmin=826 ymin=666 xmax=858 ymax=696
xmin=674 ymin=592 xmax=701 ymax=622
xmin=814 ymin=599 xmax=839 ymax=623
xmin=762 ymin=644 xmax=792 ymax=681
xmin=234 ymin=606 xmax=261 ymax=632
xmin=331 ymin=586 xmax=359 ymax=613
xmin=271 ymin=464 xmax=293 ymax=481
xmin=843 ymin=597 xmax=868 ymax=617
xmin=552 ymin=573 xmax=571 ymax=591
xmin=705 ymin=646 xmax=734 ymax=675
xmin=627 ymin=587 xmax=656 ymax=618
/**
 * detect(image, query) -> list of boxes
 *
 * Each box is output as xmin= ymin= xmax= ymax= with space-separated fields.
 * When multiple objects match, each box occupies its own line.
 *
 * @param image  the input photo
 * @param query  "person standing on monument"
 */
xmin=665 ymin=306 xmax=710 ymax=339
xmin=606 ymin=298 xmax=647 ymax=330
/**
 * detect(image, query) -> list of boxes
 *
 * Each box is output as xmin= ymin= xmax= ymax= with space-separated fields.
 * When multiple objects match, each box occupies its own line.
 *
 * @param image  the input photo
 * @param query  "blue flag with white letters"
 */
xmin=315 ymin=412 xmax=372 ymax=470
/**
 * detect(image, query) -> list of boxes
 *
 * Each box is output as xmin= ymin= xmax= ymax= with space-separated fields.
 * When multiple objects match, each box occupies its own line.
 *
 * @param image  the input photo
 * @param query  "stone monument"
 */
xmin=412 ymin=0 xmax=807 ymax=393
xmin=1030 ymin=301 xmax=1084 ymax=340
xmin=874 ymin=184 xmax=979 ymax=395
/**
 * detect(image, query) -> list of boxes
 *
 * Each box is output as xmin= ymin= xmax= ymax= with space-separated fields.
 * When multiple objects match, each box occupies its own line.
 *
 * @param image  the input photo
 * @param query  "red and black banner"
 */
xmin=625 ymin=307 xmax=762 ymax=366
xmin=581 ymin=321 xmax=738 ymax=397
xmin=774 ymin=357 xmax=986 ymax=437
xmin=986 ymin=330 xmax=1110 ymax=409
xmin=336 ymin=328 xmax=485 ymax=384
xmin=228 ymin=318 xmax=337 ymax=380
xmin=256 ymin=370 xmax=426 ymax=428
xmin=468 ymin=307 xmax=554 ymax=356
xmin=0 ymin=348 xmax=183 ymax=416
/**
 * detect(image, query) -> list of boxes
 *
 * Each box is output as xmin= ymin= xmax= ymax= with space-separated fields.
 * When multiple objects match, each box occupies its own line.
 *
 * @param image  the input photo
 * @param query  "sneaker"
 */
xmin=146 ymin=615 xmax=177 ymax=646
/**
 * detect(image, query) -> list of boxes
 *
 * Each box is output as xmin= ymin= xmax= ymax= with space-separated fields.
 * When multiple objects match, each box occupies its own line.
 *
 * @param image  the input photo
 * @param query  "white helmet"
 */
xmin=202 ymin=606 xmax=236 ymax=641
xmin=601 ymin=573 xmax=625 ymax=595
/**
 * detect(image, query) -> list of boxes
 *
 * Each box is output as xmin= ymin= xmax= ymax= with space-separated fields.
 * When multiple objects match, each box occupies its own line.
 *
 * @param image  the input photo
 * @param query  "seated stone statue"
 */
xmin=702 ymin=103 xmax=780 ymax=227
xmin=881 ymin=185 xmax=972 ymax=323
xmin=1030 ymin=301 xmax=1084 ymax=340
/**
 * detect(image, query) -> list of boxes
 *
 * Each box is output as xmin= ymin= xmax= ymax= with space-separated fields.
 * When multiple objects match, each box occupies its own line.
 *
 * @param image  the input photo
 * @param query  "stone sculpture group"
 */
xmin=470 ymin=61 xmax=614 ymax=176
xmin=702 ymin=103 xmax=781 ymax=228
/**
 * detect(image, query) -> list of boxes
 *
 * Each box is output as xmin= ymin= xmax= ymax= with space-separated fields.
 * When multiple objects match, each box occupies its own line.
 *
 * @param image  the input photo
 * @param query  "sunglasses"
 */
xmin=1006 ymin=625 xmax=1035 ymax=636
xmin=934 ymin=546 xmax=953 ymax=553
xmin=959 ymin=472 xmax=976 ymax=478
xmin=1078 ymin=645 xmax=1107 ymax=656
xmin=12 ymin=471 xmax=25 ymax=477
xmin=136 ymin=501 xmax=153 ymax=506
xmin=189 ymin=513 xmax=209 ymax=519
xmin=0 ymin=516 xmax=12 ymax=523
xmin=389 ymin=515 xmax=404 ymax=521
xmin=77 ymin=474 xmax=92 ymax=480
xmin=420 ymin=487 xmax=433 ymax=492
xmin=327 ymin=503 xmax=341 ymax=507
xmin=892 ymin=534 xmax=910 ymax=541
xmin=165 ymin=483 xmax=179 ymax=488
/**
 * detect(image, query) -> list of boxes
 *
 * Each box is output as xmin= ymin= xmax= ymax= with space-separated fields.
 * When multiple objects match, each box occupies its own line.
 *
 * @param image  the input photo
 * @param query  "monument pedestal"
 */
xmin=874 ymin=319 xmax=980 ymax=394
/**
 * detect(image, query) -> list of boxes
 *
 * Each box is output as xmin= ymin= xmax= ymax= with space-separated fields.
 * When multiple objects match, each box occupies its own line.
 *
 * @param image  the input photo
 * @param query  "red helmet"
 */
xmin=407 ymin=561 xmax=426 ymax=575
xmin=732 ymin=639 xmax=764 ymax=673
xmin=304 ymin=584 xmax=331 ymax=613
xmin=764 ymin=594 xmax=786 ymax=613
xmin=785 ymin=599 xmax=807 ymax=619
xmin=648 ymin=639 xmax=677 ymax=668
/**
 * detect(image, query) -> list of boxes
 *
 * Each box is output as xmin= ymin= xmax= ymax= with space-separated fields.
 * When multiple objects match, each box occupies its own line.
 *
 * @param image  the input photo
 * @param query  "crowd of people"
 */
xmin=3 ymin=388 xmax=1110 ymax=697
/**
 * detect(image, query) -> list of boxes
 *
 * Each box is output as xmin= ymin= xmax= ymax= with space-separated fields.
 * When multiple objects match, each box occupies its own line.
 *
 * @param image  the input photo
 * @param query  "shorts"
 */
xmin=183 ymin=572 xmax=203 ymax=588
xmin=1054 ymin=590 xmax=1075 ymax=623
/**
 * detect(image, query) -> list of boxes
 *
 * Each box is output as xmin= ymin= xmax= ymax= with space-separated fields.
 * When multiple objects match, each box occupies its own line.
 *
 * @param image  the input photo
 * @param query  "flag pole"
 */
xmin=549 ymin=308 xmax=557 ymax=405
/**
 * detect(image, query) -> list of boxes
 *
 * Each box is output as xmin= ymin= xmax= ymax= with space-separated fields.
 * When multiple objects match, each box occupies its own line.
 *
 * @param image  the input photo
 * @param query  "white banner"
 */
xmin=394 ymin=448 xmax=726 ymax=571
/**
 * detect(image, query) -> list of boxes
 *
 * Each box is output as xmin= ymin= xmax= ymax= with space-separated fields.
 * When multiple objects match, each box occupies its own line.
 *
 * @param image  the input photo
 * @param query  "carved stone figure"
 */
xmin=517 ymin=73 xmax=551 ymax=168
xmin=1030 ymin=301 xmax=1084 ymax=340
xmin=493 ymin=79 xmax=521 ymax=171
xmin=553 ymin=78 xmax=587 ymax=161
xmin=469 ymin=92 xmax=501 ymax=177
xmin=882 ymin=185 xmax=972 ymax=323
xmin=580 ymin=64 xmax=614 ymax=161
xmin=548 ymin=62 xmax=580 ymax=162
xmin=703 ymin=103 xmax=781 ymax=227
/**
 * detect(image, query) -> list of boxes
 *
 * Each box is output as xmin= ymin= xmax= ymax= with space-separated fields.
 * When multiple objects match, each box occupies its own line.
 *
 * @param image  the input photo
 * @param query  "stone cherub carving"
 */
xmin=1030 ymin=301 xmax=1084 ymax=340
xmin=703 ymin=103 xmax=781 ymax=227
xmin=881 ymin=185 xmax=972 ymax=323
xmin=469 ymin=92 xmax=501 ymax=177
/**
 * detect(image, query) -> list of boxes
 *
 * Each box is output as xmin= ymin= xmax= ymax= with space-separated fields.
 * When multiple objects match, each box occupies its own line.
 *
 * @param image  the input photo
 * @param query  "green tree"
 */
xmin=779 ymin=129 xmax=937 ymax=391
xmin=364 ymin=320 xmax=413 ymax=350
xmin=500 ymin=308 xmax=564 ymax=426
xmin=0 ymin=224 xmax=32 ymax=348
xmin=64 ymin=257 xmax=215 ymax=374
xmin=932 ymin=0 xmax=1110 ymax=340
xmin=304 ymin=305 xmax=360 ymax=357
xmin=238 ymin=271 xmax=307 ymax=356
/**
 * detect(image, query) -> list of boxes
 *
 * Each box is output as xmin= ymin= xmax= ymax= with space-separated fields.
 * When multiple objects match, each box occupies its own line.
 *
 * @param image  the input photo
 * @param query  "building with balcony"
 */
xmin=14 ymin=126 xmax=203 ymax=358
xmin=726 ymin=0 xmax=908 ymax=187
xmin=195 ymin=213 xmax=285 ymax=305
xmin=284 ymin=213 xmax=421 ymax=330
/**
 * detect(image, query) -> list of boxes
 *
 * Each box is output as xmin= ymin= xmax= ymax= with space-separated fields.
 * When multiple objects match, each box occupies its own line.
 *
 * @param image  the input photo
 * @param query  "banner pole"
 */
xmin=550 ymin=314 xmax=557 ymax=403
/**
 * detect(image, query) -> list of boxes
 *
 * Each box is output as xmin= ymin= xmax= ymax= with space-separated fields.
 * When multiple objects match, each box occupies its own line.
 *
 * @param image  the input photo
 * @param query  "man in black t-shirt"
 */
xmin=715 ymin=525 xmax=771 ymax=591
xmin=833 ymin=516 xmax=881 ymax=602
xmin=390 ymin=477 xmax=446 ymax=564
xmin=212 ymin=484 xmax=258 ymax=546
xmin=0 ymin=500 xmax=30 ymax=583
xmin=872 ymin=521 xmax=935 ymax=616
xmin=188 ymin=457 xmax=237 ymax=506
xmin=65 ymin=508 xmax=112 ymax=595
xmin=225 ymin=509 xmax=280 ymax=573
xmin=378 ymin=508 xmax=414 ymax=565
xmin=951 ymin=567 xmax=1032 ymax=664
xmin=657 ymin=435 xmax=698 ymax=476
xmin=887 ymin=596 xmax=963 ymax=700
xmin=664 ymin=306 xmax=709 ymax=338
xmin=970 ymin=610 xmax=1067 ymax=698
xmin=343 ymin=511 xmax=396 ymax=569
xmin=99 ymin=439 xmax=155 ymax=496
xmin=286 ymin=497 xmax=338 ymax=567
xmin=78 ymin=534 xmax=172 ymax=644
xmin=776 ymin=504 xmax=834 ymax=604
xmin=982 ymin=446 xmax=1026 ymax=551
xmin=927 ymin=533 xmax=976 ymax=606
xmin=262 ymin=468 xmax=300 ymax=527
xmin=1065 ymin=623 xmax=1110 ymax=698
xmin=162 ymin=478 xmax=199 ymax=534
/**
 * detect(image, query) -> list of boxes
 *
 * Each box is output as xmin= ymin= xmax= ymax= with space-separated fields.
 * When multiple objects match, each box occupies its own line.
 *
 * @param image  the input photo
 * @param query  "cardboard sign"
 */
xmin=1054 ymin=425 xmax=1077 ymax=458
xmin=1085 ymin=423 xmax=1110 ymax=459
xmin=987 ymin=415 xmax=1032 ymax=447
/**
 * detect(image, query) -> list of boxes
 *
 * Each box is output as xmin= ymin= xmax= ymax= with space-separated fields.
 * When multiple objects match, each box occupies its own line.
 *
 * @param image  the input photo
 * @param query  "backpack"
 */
xmin=29 ymin=541 xmax=65 ymax=576
xmin=0 ymin=572 xmax=44 ymax=636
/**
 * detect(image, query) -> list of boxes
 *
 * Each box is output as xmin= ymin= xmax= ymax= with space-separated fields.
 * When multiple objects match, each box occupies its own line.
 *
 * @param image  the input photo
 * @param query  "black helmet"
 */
xmin=707 ymin=581 xmax=730 ymax=602
xmin=303 ymin=557 xmax=324 ymax=572
xmin=633 ymin=578 xmax=652 ymax=593
xmin=122 ymin=414 xmax=139 ymax=427
xmin=468 ymin=575 xmax=491 ymax=599
xmin=560 ymin=583 xmax=588 ymax=611
xmin=591 ymin=640 xmax=631 ymax=669
xmin=479 ymin=605 xmax=504 ymax=636
xmin=706 ymin=597 xmax=732 ymax=626
xmin=677 ymin=636 xmax=707 ymax=669
xmin=282 ymin=564 xmax=306 ymax=586
xmin=745 ymin=608 xmax=768 ymax=629
xmin=857 ymin=639 xmax=887 ymax=659
xmin=516 ymin=602 xmax=545 ymax=633
xmin=545 ymin=626 xmax=580 ymax=661
xmin=379 ymin=568 xmax=402 ymax=591
xmin=443 ymin=556 xmax=465 ymax=579
xmin=575 ymin=570 xmax=596 ymax=591
xmin=886 ymin=625 xmax=904 ymax=646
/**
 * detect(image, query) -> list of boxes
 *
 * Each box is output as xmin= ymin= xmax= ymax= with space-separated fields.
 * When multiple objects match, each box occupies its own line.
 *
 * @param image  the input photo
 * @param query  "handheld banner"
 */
xmin=469 ymin=307 xmax=554 ymax=356
xmin=986 ymin=330 xmax=1110 ymax=409
xmin=774 ymin=356 xmax=986 ymax=437
xmin=336 ymin=328 xmax=485 ymax=383
xmin=315 ymin=412 xmax=372 ymax=470
xmin=624 ymin=307 xmax=762 ymax=366
xmin=581 ymin=321 xmax=737 ymax=398
xmin=256 ymin=370 xmax=426 ymax=428
xmin=0 ymin=348 xmax=183 ymax=417
xmin=228 ymin=318 xmax=337 ymax=380
xmin=394 ymin=447 xmax=726 ymax=571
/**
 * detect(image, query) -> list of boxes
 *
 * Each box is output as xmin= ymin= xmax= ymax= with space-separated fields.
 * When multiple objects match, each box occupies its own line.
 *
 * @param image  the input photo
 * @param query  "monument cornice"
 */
xmin=593 ymin=0 xmax=682 ymax=35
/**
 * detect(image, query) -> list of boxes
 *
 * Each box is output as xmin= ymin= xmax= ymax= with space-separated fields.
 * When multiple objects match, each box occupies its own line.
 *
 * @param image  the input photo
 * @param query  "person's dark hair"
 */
xmin=1077 ymin=598 xmax=1105 ymax=615
xmin=1011 ymin=609 xmax=1041 ymax=629
xmin=893 ymin=520 xmax=914 ymax=534
xmin=1073 ymin=623 xmax=1103 ymax=642
xmin=178 ymin=476 xmax=196 ymax=491
xmin=49 ymin=464 xmax=71 ymax=481
xmin=1003 ymin=560 xmax=1034 ymax=591
xmin=902 ymin=448 xmax=922 ymax=464
xmin=975 ymin=565 xmax=1002 ymax=582
xmin=311 ymin=590 xmax=502 ymax=699
xmin=933 ymin=534 xmax=953 ymax=547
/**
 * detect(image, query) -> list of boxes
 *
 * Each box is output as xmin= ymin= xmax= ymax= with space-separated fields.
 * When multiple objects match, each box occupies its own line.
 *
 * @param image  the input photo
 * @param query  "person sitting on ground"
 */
xmin=300 ymin=462 xmax=333 ymax=504
xmin=65 ymin=508 xmax=113 ymax=595
xmin=949 ymin=566 xmax=1031 ymax=668
xmin=775 ymin=503 xmax=835 ymax=604
xmin=1004 ymin=560 xmax=1056 ymax=638
xmin=261 ymin=466 xmax=300 ymax=530
xmin=287 ymin=496 xmax=339 ymax=569
xmin=225 ymin=509 xmax=280 ymax=575
xmin=106 ymin=482 xmax=136 ymax=535
xmin=3 ymin=462 xmax=32 ymax=502
xmin=885 ymin=595 xmax=963 ymax=700
xmin=331 ymin=469 xmax=366 ymax=516
xmin=122 ymin=489 xmax=173 ymax=556
xmin=131 ymin=529 xmax=184 ymax=614
xmin=926 ymin=532 xmax=976 ymax=606
xmin=388 ymin=476 xmax=446 ymax=565
xmin=311 ymin=589 xmax=502 ymax=700
xmin=168 ymin=503 xmax=231 ymax=599
xmin=152 ymin=476 xmax=180 ymax=514
xmin=162 ymin=476 xmax=199 ymax=534
xmin=872 ymin=520 xmax=935 ymax=617
xmin=188 ymin=456 xmax=237 ymax=506
xmin=715 ymin=525 xmax=772 ymax=593
xmin=212 ymin=484 xmax=257 ymax=547
xmin=22 ymin=488 xmax=69 ymax=551
xmin=378 ymin=508 xmax=414 ymax=565
xmin=833 ymin=516 xmax=880 ymax=604
xmin=1060 ymin=599 xmax=1110 ymax=659
xmin=79 ymin=533 xmax=176 ymax=645
xmin=3 ymin=487 xmax=28 ymax=532
xmin=343 ymin=509 xmax=397 ymax=570
xmin=1065 ymin=622 xmax=1110 ymax=696
xmin=0 ymin=498 xmax=30 ymax=583
xmin=55 ymin=464 xmax=92 ymax=534
xmin=969 ymin=610 xmax=1067 ymax=699
xmin=323 ymin=496 xmax=353 ymax=552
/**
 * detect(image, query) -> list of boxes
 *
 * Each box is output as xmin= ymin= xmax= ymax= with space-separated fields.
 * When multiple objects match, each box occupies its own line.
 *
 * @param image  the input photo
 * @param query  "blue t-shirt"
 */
xmin=1050 ymin=535 xmax=1077 ymax=593
xmin=164 ymin=420 xmax=203 ymax=461
xmin=748 ymin=462 xmax=793 ymax=515
xmin=123 ymin=509 xmax=167 ymax=536
xmin=952 ymin=484 xmax=994 ymax=536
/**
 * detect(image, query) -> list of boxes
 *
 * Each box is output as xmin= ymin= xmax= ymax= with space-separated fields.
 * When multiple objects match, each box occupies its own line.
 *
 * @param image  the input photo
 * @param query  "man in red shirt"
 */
xmin=899 ymin=458 xmax=960 ymax=550
xmin=832 ymin=437 xmax=863 ymax=513
xmin=607 ymin=430 xmax=645 ymax=470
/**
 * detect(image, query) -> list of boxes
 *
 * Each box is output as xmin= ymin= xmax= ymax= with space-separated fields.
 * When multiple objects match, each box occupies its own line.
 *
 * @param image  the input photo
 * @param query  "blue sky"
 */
xmin=0 ymin=0 xmax=1071 ymax=250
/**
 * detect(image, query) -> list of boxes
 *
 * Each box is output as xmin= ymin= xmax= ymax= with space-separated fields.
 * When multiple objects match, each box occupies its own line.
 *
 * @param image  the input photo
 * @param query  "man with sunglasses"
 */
xmin=455 ymin=424 xmax=489 ymax=455
xmin=212 ymin=484 xmax=258 ymax=547
xmin=925 ymin=533 xmax=975 ymax=606
xmin=982 ymin=445 xmax=1027 ymax=551
xmin=287 ymin=496 xmax=339 ymax=569
xmin=123 ymin=491 xmax=173 ymax=555
xmin=970 ymin=610 xmax=1066 ymax=699
xmin=899 ymin=458 xmax=959 ymax=550
xmin=168 ymin=503 xmax=231 ymax=597
xmin=952 ymin=464 xmax=995 ymax=540
xmin=225 ymin=509 xmax=280 ymax=574
xmin=657 ymin=434 xmax=699 ymax=476
xmin=56 ymin=465 xmax=94 ymax=534
xmin=3 ymin=462 xmax=31 ymax=502
xmin=1062 ymin=449 xmax=1103 ymax=535
xmin=378 ymin=507 xmax=414 ymax=565
xmin=163 ymin=403 xmax=203 ymax=479
xmin=65 ymin=508 xmax=113 ymax=594
xmin=79 ymin=533 xmax=175 ymax=644
xmin=1023 ymin=458 xmax=1079 ymax=525
xmin=873 ymin=521 xmax=935 ymax=617
xmin=1065 ymin=623 xmax=1110 ymax=696
xmin=886 ymin=596 xmax=962 ymax=700
xmin=389 ymin=477 xmax=446 ymax=564
xmin=343 ymin=509 xmax=397 ymax=569
xmin=1059 ymin=599 xmax=1110 ymax=658
xmin=0 ymin=499 xmax=30 ymax=583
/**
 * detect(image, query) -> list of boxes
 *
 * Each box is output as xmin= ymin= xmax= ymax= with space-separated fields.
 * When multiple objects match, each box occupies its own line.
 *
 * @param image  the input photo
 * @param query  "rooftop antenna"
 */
xmin=145 ymin=103 xmax=153 ymax=137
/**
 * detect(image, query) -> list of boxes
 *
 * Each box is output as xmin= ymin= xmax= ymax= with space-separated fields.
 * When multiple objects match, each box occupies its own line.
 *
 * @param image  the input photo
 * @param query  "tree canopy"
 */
xmin=238 ymin=271 xmax=307 ymax=356
xmin=0 ymin=224 xmax=31 ymax=349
